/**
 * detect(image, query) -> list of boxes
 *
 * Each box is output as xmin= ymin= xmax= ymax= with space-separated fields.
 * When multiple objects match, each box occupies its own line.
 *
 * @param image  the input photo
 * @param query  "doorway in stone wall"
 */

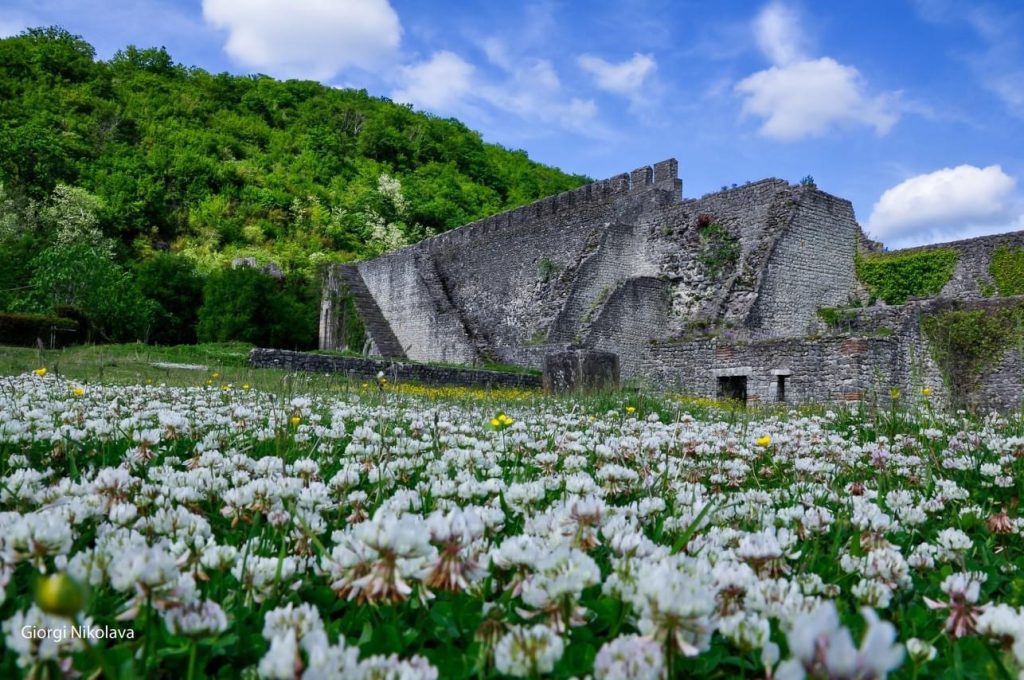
xmin=717 ymin=376 xmax=747 ymax=404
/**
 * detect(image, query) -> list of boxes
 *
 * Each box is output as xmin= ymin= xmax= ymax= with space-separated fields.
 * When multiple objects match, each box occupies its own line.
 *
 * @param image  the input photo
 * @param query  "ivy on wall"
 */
xmin=989 ymin=244 xmax=1024 ymax=296
xmin=698 ymin=221 xmax=740 ymax=281
xmin=921 ymin=303 xmax=1024 ymax=405
xmin=855 ymin=248 xmax=957 ymax=305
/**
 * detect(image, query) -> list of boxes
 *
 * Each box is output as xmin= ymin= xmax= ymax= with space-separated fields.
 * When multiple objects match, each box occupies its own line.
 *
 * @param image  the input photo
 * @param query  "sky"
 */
xmin=2 ymin=0 xmax=1023 ymax=249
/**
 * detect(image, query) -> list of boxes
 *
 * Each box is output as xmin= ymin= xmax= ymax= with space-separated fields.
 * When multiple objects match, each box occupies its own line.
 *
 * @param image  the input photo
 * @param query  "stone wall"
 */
xmin=746 ymin=189 xmax=863 ymax=338
xmin=889 ymin=231 xmax=1024 ymax=300
xmin=641 ymin=335 xmax=899 ymax=404
xmin=249 ymin=348 xmax=542 ymax=389
xmin=329 ymin=160 xmax=684 ymax=368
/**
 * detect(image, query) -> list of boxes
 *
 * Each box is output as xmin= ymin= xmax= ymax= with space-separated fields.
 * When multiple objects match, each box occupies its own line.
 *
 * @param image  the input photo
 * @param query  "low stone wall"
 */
xmin=249 ymin=348 xmax=542 ymax=390
xmin=641 ymin=335 xmax=900 ymax=404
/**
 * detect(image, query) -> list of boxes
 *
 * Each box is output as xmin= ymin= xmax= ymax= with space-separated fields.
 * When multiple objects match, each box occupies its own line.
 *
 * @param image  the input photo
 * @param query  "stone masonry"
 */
xmin=320 ymin=160 xmax=1024 ymax=410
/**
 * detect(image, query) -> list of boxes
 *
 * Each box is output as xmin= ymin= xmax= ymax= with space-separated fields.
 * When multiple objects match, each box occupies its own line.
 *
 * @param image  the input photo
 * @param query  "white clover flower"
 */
xmin=629 ymin=557 xmax=716 ymax=656
xmin=935 ymin=528 xmax=973 ymax=562
xmin=593 ymin=634 xmax=663 ymax=680
xmin=322 ymin=511 xmax=435 ymax=604
xmin=262 ymin=602 xmax=324 ymax=642
xmin=164 ymin=599 xmax=228 ymax=638
xmin=494 ymin=624 xmax=564 ymax=677
xmin=257 ymin=629 xmax=299 ymax=679
xmin=905 ymin=637 xmax=937 ymax=664
xmin=776 ymin=602 xmax=903 ymax=680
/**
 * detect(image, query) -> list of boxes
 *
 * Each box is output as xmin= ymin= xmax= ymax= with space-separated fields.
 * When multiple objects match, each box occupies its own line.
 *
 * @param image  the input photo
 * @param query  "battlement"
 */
xmin=416 ymin=159 xmax=682 ymax=251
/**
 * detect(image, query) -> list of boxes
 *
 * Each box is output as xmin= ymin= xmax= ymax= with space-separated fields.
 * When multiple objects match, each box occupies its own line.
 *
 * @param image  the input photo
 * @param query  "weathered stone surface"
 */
xmin=249 ymin=348 xmax=541 ymax=390
xmin=317 ymin=158 xmax=1024 ymax=411
xmin=543 ymin=350 xmax=619 ymax=393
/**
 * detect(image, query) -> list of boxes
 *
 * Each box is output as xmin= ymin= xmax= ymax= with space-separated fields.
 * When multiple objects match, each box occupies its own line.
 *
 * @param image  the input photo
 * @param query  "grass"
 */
xmin=0 ymin=342 xmax=546 ymax=405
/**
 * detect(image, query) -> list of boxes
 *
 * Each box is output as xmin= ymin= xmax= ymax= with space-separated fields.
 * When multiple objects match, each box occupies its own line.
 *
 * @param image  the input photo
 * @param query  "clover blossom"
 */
xmin=493 ymin=624 xmax=564 ymax=677
xmin=593 ymin=634 xmax=664 ymax=680
xmin=775 ymin=602 xmax=903 ymax=679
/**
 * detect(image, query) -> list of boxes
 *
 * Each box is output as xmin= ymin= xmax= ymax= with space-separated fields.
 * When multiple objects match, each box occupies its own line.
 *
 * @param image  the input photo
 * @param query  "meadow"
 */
xmin=0 ymin=344 xmax=1023 ymax=679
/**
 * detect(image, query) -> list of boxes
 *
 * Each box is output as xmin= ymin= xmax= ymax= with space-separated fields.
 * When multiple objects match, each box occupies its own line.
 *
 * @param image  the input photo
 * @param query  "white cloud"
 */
xmin=735 ymin=2 xmax=899 ymax=140
xmin=736 ymin=57 xmax=897 ymax=139
xmin=392 ymin=38 xmax=607 ymax=139
xmin=867 ymin=165 xmax=1021 ymax=246
xmin=201 ymin=0 xmax=401 ymax=80
xmin=577 ymin=53 xmax=656 ymax=95
xmin=753 ymin=2 xmax=806 ymax=66
xmin=392 ymin=51 xmax=475 ymax=110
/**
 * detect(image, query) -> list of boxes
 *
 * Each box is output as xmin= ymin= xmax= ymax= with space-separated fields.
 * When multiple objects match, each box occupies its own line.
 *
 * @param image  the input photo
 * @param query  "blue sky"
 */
xmin=2 ymin=0 xmax=1023 ymax=249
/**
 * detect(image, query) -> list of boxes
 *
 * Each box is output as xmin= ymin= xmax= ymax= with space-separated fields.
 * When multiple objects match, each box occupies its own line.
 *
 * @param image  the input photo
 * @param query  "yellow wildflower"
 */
xmin=921 ymin=387 xmax=932 ymax=397
xmin=890 ymin=387 xmax=901 ymax=399
xmin=242 ymin=384 xmax=251 ymax=390
xmin=625 ymin=406 xmax=636 ymax=414
xmin=71 ymin=386 xmax=85 ymax=397
xmin=33 ymin=367 xmax=47 ymax=377
xmin=755 ymin=435 xmax=772 ymax=447
xmin=290 ymin=415 xmax=302 ymax=427
xmin=212 ymin=372 xmax=220 ymax=379
xmin=490 ymin=417 xmax=501 ymax=427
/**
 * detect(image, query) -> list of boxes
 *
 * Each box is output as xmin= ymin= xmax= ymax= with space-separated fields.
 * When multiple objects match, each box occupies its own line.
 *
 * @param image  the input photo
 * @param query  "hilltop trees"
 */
xmin=0 ymin=27 xmax=588 ymax=347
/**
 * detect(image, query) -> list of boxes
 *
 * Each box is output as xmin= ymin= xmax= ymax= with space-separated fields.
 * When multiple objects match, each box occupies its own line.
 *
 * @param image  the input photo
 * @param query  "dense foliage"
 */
xmin=855 ymin=248 xmax=957 ymax=305
xmin=0 ymin=27 xmax=588 ymax=345
xmin=989 ymin=244 xmax=1024 ymax=297
xmin=921 ymin=302 xmax=1024 ymax=406
xmin=197 ymin=268 xmax=318 ymax=350
xmin=2 ymin=373 xmax=1024 ymax=678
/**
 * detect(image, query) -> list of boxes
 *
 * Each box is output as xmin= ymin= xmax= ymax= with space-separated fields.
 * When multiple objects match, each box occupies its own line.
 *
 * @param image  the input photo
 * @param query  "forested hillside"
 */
xmin=0 ymin=27 xmax=588 ymax=348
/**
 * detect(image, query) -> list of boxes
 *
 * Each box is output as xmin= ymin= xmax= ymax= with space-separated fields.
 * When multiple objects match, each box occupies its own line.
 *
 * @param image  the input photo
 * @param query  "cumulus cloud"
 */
xmin=577 ymin=53 xmax=656 ymax=95
xmin=392 ymin=51 xmax=475 ymax=109
xmin=867 ymin=165 xmax=1021 ymax=246
xmin=753 ymin=2 xmax=806 ymax=65
xmin=735 ymin=2 xmax=899 ymax=140
xmin=202 ymin=0 xmax=401 ymax=80
xmin=736 ymin=58 xmax=897 ymax=139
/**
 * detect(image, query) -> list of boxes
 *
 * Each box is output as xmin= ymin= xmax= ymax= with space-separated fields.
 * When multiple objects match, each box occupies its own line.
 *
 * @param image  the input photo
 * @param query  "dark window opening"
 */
xmin=717 ymin=376 xmax=747 ymax=404
xmin=777 ymin=375 xmax=787 ymax=402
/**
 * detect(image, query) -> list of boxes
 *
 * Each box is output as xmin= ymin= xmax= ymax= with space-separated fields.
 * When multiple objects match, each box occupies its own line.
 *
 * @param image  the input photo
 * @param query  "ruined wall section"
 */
xmin=352 ymin=160 xmax=683 ymax=365
xmin=746 ymin=189 xmax=863 ymax=339
xmin=638 ymin=179 xmax=797 ymax=335
xmin=888 ymin=230 xmax=1024 ymax=300
xmin=584 ymin=276 xmax=671 ymax=378
xmin=640 ymin=336 xmax=900 ymax=404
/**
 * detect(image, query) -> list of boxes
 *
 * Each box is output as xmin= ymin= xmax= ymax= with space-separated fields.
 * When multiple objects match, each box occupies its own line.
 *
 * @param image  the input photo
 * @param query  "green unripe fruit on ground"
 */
xmin=35 ymin=573 xmax=87 ymax=617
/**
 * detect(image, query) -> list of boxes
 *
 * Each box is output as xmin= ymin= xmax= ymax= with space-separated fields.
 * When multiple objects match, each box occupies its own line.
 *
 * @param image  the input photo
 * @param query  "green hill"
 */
xmin=0 ymin=27 xmax=588 ymax=348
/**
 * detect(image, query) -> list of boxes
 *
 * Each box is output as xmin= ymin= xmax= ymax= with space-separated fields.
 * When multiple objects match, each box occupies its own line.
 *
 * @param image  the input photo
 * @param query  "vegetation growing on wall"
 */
xmin=697 ymin=219 xmax=740 ymax=281
xmin=989 ymin=244 xmax=1024 ymax=296
xmin=855 ymin=248 xmax=957 ymax=305
xmin=921 ymin=303 xmax=1024 ymax=404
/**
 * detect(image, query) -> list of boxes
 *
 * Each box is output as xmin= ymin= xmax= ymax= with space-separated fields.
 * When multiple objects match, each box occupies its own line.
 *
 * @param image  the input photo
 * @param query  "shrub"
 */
xmin=697 ymin=221 xmax=740 ymax=280
xmin=27 ymin=242 xmax=156 ymax=342
xmin=134 ymin=253 xmax=204 ymax=345
xmin=197 ymin=267 xmax=317 ymax=349
xmin=0 ymin=311 xmax=78 ymax=348
xmin=989 ymin=244 xmax=1024 ymax=296
xmin=921 ymin=303 xmax=1024 ymax=406
xmin=855 ymin=248 xmax=957 ymax=305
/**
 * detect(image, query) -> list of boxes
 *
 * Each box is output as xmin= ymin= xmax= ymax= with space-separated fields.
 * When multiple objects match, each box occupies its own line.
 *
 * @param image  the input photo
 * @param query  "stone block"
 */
xmin=543 ymin=350 xmax=620 ymax=393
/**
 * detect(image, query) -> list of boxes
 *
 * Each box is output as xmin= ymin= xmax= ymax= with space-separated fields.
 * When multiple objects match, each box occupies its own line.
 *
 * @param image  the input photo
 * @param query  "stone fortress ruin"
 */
xmin=319 ymin=159 xmax=1024 ymax=410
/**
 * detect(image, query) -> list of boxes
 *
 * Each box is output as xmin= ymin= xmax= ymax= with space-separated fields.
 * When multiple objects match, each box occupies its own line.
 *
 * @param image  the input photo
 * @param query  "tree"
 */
xmin=134 ymin=253 xmax=204 ymax=344
xmin=197 ymin=266 xmax=317 ymax=349
xmin=27 ymin=242 xmax=155 ymax=342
